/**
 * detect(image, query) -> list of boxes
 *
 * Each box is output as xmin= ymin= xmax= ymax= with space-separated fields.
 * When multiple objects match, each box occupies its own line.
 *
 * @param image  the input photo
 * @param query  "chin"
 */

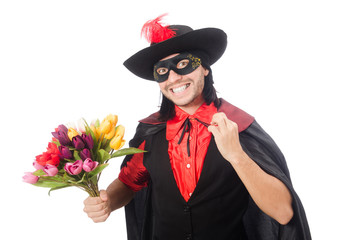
xmin=174 ymin=95 xmax=204 ymax=109
xmin=172 ymin=98 xmax=193 ymax=107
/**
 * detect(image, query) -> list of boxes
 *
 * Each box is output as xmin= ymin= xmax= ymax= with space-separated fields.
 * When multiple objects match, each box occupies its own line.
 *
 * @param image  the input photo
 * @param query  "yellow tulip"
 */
xmin=106 ymin=114 xmax=118 ymax=127
xmin=104 ymin=126 xmax=116 ymax=140
xmin=99 ymin=119 xmax=112 ymax=134
xmin=67 ymin=128 xmax=79 ymax=140
xmin=90 ymin=125 xmax=99 ymax=140
xmin=115 ymin=125 xmax=125 ymax=138
xmin=96 ymin=127 xmax=101 ymax=138
xmin=110 ymin=135 xmax=126 ymax=150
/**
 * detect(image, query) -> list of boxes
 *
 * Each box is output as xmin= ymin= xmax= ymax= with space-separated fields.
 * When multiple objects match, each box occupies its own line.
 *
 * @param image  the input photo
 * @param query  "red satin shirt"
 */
xmin=119 ymin=102 xmax=217 ymax=201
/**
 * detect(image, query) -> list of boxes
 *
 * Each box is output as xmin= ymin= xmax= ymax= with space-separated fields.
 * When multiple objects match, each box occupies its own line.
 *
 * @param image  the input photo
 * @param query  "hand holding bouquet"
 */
xmin=23 ymin=114 xmax=144 ymax=197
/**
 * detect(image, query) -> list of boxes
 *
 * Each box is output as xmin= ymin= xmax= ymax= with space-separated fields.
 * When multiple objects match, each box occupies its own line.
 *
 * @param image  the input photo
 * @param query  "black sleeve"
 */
xmin=240 ymin=120 xmax=311 ymax=240
xmin=121 ymin=122 xmax=166 ymax=240
xmin=121 ymin=122 xmax=166 ymax=169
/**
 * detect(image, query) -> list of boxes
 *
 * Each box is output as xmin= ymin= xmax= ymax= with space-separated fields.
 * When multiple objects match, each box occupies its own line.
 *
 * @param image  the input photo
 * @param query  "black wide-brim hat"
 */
xmin=123 ymin=25 xmax=227 ymax=81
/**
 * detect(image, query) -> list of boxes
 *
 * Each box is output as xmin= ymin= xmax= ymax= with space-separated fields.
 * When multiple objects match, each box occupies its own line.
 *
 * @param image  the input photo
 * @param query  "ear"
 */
xmin=203 ymin=67 xmax=210 ymax=77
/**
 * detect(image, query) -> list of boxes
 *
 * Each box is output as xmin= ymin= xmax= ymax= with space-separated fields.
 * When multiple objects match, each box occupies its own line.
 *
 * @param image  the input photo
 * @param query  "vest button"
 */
xmin=184 ymin=205 xmax=190 ymax=212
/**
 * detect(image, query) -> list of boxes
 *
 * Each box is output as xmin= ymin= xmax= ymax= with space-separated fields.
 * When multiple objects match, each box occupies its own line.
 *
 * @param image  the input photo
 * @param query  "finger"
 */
xmin=83 ymin=196 xmax=104 ymax=206
xmin=99 ymin=190 xmax=108 ymax=202
xmin=210 ymin=112 xmax=226 ymax=124
xmin=211 ymin=113 xmax=227 ymax=133
xmin=91 ymin=214 xmax=110 ymax=223
xmin=83 ymin=201 xmax=108 ymax=213
xmin=85 ymin=205 xmax=109 ymax=218
xmin=207 ymin=125 xmax=220 ymax=136
xmin=211 ymin=112 xmax=228 ymax=130
xmin=213 ymin=113 xmax=237 ymax=132
xmin=225 ymin=118 xmax=238 ymax=131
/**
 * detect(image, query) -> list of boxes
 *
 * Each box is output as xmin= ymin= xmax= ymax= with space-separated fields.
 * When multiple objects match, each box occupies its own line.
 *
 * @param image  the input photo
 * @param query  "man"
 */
xmin=83 ymin=15 xmax=311 ymax=240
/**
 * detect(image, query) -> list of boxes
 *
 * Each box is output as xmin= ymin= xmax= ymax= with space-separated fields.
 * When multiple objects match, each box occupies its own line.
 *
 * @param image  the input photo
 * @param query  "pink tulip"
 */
xmin=33 ymin=161 xmax=44 ymax=170
xmin=83 ymin=158 xmax=99 ymax=172
xmin=43 ymin=164 xmax=58 ymax=176
xmin=23 ymin=172 xmax=39 ymax=184
xmin=64 ymin=160 xmax=83 ymax=175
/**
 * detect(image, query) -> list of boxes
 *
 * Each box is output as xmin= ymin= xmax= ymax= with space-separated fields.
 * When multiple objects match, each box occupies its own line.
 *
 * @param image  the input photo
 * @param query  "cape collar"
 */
xmin=138 ymin=98 xmax=255 ymax=133
xmin=166 ymin=102 xmax=217 ymax=141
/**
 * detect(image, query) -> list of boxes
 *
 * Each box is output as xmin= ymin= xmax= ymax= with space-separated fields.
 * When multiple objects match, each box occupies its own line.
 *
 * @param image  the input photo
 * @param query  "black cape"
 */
xmin=121 ymin=99 xmax=311 ymax=240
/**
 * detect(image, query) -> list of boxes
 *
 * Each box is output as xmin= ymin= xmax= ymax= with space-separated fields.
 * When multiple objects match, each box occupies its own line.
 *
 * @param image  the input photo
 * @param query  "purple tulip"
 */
xmin=52 ymin=125 xmax=71 ymax=146
xmin=59 ymin=131 xmax=72 ymax=146
xmin=80 ymin=148 xmax=91 ymax=160
xmin=64 ymin=160 xmax=83 ymax=175
xmin=23 ymin=172 xmax=39 ymax=184
xmin=58 ymin=146 xmax=73 ymax=159
xmin=43 ymin=164 xmax=58 ymax=176
xmin=72 ymin=135 xmax=85 ymax=150
xmin=81 ymin=134 xmax=94 ymax=150
xmin=83 ymin=158 xmax=99 ymax=172
xmin=57 ymin=124 xmax=68 ymax=133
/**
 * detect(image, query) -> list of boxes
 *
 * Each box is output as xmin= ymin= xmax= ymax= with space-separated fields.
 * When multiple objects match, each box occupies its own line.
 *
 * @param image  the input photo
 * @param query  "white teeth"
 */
xmin=172 ymin=84 xmax=189 ymax=93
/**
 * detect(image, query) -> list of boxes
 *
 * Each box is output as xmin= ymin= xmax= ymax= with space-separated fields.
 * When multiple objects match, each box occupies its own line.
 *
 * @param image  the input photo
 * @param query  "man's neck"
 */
xmin=177 ymin=97 xmax=205 ymax=115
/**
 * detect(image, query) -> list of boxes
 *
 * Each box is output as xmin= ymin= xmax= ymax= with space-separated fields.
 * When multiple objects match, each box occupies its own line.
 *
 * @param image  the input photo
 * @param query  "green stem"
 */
xmin=90 ymin=179 xmax=99 ymax=196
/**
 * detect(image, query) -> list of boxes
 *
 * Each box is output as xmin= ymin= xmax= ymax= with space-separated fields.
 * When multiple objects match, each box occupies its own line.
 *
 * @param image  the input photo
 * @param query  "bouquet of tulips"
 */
xmin=23 ymin=114 xmax=144 ymax=197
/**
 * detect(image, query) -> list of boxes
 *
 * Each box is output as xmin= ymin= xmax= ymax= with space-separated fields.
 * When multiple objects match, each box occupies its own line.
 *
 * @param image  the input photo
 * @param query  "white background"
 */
xmin=1 ymin=0 xmax=361 ymax=239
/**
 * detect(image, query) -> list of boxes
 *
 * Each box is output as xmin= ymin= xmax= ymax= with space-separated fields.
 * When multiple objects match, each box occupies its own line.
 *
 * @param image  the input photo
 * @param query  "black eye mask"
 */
xmin=153 ymin=52 xmax=202 ymax=82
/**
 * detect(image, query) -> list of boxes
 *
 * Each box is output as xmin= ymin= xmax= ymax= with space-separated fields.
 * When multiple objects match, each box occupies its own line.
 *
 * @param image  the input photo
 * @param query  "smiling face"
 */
xmin=156 ymin=53 xmax=209 ymax=114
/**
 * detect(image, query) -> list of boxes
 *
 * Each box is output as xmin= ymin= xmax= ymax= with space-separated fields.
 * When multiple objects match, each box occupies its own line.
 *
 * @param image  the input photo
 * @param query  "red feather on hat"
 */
xmin=141 ymin=14 xmax=176 ymax=44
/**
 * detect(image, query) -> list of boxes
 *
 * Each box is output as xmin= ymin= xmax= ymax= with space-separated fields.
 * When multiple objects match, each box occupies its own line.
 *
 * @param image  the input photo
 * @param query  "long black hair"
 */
xmin=158 ymin=66 xmax=220 ymax=121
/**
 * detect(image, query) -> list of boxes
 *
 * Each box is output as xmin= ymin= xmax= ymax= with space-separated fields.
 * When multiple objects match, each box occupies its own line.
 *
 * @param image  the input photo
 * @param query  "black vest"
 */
xmin=143 ymin=129 xmax=250 ymax=240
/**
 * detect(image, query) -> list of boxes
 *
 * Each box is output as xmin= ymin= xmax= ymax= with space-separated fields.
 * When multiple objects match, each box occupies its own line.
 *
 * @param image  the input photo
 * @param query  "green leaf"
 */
xmin=103 ymin=144 xmax=111 ymax=153
xmin=111 ymin=147 xmax=147 ymax=158
xmin=98 ymin=149 xmax=110 ymax=163
xmin=73 ymin=151 xmax=81 ymax=160
xmin=88 ymin=163 xmax=109 ymax=180
xmin=48 ymin=185 xmax=72 ymax=196
xmin=33 ymin=180 xmax=69 ymax=188
xmin=62 ymin=172 xmax=77 ymax=182
xmin=68 ymin=173 xmax=86 ymax=184
xmin=52 ymin=140 xmax=61 ymax=147
xmin=33 ymin=169 xmax=46 ymax=176
xmin=83 ymin=118 xmax=98 ymax=145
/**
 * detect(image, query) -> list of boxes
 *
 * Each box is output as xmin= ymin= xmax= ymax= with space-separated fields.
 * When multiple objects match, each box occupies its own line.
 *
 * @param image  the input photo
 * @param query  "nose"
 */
xmin=167 ymin=70 xmax=182 ymax=83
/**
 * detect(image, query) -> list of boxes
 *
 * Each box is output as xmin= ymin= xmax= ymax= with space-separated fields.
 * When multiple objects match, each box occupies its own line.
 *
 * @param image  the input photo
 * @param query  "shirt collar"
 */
xmin=166 ymin=102 xmax=217 ymax=141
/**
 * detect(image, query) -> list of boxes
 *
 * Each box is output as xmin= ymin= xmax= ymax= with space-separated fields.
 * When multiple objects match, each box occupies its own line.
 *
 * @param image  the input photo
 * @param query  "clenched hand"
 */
xmin=207 ymin=112 xmax=244 ymax=164
xmin=83 ymin=190 xmax=111 ymax=223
